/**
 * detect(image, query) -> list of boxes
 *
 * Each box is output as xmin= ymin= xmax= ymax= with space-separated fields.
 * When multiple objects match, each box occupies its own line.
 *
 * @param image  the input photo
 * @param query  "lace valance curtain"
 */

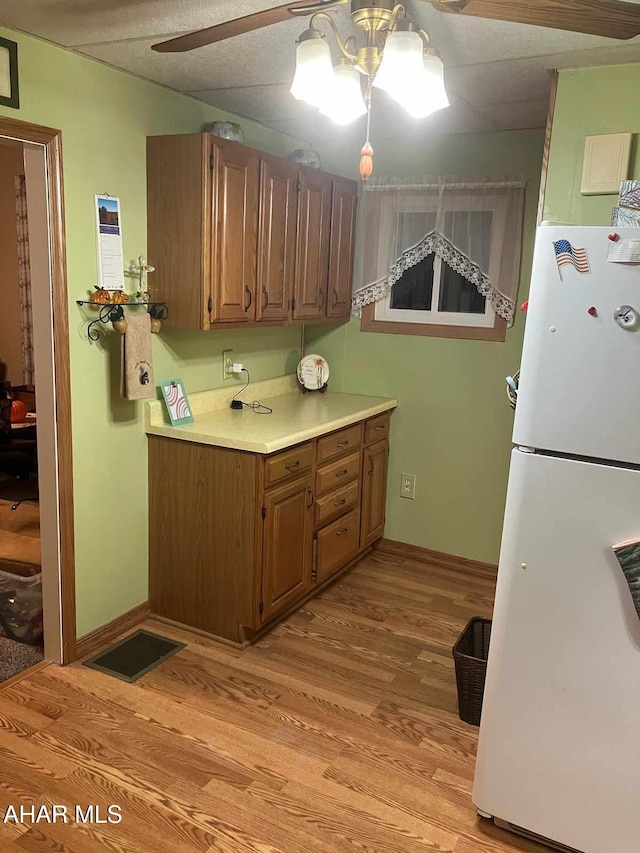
xmin=351 ymin=178 xmax=526 ymax=326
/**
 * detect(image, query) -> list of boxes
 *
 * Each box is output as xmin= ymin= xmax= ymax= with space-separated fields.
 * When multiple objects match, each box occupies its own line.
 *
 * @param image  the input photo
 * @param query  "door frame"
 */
xmin=0 ymin=116 xmax=76 ymax=663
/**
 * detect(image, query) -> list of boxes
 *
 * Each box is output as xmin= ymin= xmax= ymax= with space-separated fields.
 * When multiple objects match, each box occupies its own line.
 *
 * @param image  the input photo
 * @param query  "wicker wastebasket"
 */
xmin=453 ymin=617 xmax=491 ymax=726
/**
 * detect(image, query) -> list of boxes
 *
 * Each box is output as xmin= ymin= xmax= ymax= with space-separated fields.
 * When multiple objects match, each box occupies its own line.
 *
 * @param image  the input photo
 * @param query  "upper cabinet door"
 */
xmin=327 ymin=178 xmax=358 ymax=320
xmin=210 ymin=139 xmax=259 ymax=323
xmin=256 ymin=155 xmax=298 ymax=324
xmin=293 ymin=169 xmax=332 ymax=321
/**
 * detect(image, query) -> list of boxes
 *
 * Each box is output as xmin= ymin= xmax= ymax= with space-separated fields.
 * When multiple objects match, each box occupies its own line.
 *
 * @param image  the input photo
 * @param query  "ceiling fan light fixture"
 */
xmin=290 ymin=28 xmax=336 ymax=107
xmin=319 ymin=61 xmax=368 ymax=125
xmin=372 ymin=29 xmax=424 ymax=95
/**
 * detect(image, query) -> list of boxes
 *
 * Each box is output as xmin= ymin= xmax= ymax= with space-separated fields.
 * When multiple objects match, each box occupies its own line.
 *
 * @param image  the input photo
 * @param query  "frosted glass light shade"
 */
xmin=373 ymin=30 xmax=424 ymax=95
xmin=290 ymin=37 xmax=335 ymax=107
xmin=396 ymin=52 xmax=450 ymax=118
xmin=320 ymin=64 xmax=367 ymax=125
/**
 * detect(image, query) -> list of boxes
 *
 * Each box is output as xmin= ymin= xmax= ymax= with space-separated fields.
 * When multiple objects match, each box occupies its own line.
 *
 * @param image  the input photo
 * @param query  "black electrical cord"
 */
xmin=231 ymin=368 xmax=273 ymax=414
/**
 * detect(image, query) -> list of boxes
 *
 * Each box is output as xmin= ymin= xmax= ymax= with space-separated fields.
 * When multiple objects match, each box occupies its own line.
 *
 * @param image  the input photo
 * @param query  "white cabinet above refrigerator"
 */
xmin=514 ymin=226 xmax=640 ymax=466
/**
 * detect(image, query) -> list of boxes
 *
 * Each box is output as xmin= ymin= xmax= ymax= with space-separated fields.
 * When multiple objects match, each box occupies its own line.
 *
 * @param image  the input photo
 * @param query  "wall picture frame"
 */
xmin=0 ymin=37 xmax=19 ymax=110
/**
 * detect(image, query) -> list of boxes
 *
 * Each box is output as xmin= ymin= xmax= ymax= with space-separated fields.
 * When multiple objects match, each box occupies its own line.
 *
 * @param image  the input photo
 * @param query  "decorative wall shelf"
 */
xmin=76 ymin=300 xmax=168 ymax=341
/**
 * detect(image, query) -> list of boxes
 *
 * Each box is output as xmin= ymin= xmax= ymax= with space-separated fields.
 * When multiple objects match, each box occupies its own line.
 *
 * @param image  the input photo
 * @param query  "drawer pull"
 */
xmin=333 ymin=497 xmax=347 ymax=507
xmin=337 ymin=440 xmax=349 ymax=448
xmin=335 ymin=469 xmax=349 ymax=478
xmin=375 ymin=425 xmax=385 ymax=431
xmin=285 ymin=461 xmax=300 ymax=471
xmin=336 ymin=527 xmax=348 ymax=537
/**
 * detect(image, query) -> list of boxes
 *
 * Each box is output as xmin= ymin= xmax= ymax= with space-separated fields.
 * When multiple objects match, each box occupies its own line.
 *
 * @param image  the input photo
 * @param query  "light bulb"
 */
xmin=290 ymin=33 xmax=335 ymax=108
xmin=395 ymin=51 xmax=450 ymax=118
xmin=373 ymin=30 xmax=424 ymax=95
xmin=320 ymin=63 xmax=367 ymax=125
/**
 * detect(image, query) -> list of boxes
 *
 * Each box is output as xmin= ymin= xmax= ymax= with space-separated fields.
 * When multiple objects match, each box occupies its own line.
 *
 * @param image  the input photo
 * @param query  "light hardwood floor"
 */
xmin=0 ymin=544 xmax=549 ymax=853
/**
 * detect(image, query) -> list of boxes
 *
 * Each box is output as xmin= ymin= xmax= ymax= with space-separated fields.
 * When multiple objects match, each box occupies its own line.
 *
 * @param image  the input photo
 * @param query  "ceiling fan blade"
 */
xmin=151 ymin=1 xmax=341 ymax=53
xmin=429 ymin=0 xmax=640 ymax=40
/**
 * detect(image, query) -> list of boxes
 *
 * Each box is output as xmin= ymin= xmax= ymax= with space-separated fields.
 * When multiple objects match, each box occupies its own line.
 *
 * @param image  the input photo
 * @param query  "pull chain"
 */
xmin=359 ymin=76 xmax=374 ymax=182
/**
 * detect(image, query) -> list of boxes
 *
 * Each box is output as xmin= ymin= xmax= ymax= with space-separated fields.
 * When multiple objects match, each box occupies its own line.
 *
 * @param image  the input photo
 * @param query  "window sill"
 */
xmin=360 ymin=303 xmax=507 ymax=341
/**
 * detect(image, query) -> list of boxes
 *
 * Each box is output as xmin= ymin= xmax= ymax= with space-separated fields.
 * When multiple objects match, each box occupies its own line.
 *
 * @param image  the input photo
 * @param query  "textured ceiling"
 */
xmin=3 ymin=0 xmax=640 ymax=143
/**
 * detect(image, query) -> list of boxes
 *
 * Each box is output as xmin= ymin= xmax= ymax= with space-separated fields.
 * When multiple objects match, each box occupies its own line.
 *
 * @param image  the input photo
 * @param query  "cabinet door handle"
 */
xmin=368 ymin=455 xmax=374 ymax=475
xmin=335 ymin=469 xmax=348 ymax=478
xmin=318 ymin=289 xmax=325 ymax=306
xmin=262 ymin=287 xmax=269 ymax=310
xmin=285 ymin=460 xmax=300 ymax=471
xmin=336 ymin=527 xmax=348 ymax=537
xmin=332 ymin=289 xmax=338 ymax=308
xmin=307 ymin=487 xmax=314 ymax=509
xmin=333 ymin=497 xmax=347 ymax=508
xmin=244 ymin=286 xmax=253 ymax=312
xmin=337 ymin=440 xmax=349 ymax=448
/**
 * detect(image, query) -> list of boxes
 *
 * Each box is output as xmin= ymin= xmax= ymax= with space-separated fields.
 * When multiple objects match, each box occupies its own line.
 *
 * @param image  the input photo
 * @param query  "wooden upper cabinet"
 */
xmin=147 ymin=133 xmax=356 ymax=330
xmin=147 ymin=133 xmax=211 ymax=330
xmin=210 ymin=138 xmax=259 ymax=324
xmin=256 ymin=154 xmax=298 ymax=323
xmin=294 ymin=168 xmax=333 ymax=321
xmin=327 ymin=177 xmax=358 ymax=320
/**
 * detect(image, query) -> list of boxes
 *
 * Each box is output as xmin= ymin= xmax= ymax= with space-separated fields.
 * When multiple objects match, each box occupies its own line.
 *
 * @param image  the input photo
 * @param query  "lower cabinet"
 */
xmin=361 ymin=439 xmax=390 ymax=549
xmin=262 ymin=475 xmax=313 ymax=622
xmin=148 ymin=410 xmax=393 ymax=646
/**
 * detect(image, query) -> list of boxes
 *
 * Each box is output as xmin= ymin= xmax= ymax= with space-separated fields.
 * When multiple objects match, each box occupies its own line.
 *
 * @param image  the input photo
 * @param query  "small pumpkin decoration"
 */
xmin=91 ymin=285 xmax=111 ymax=304
xmin=111 ymin=291 xmax=130 ymax=304
xmin=10 ymin=400 xmax=28 ymax=423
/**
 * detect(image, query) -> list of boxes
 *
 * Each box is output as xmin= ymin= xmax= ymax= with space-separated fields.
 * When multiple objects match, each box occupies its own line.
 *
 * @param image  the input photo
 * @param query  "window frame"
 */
xmin=362 ymin=189 xmax=508 ymax=342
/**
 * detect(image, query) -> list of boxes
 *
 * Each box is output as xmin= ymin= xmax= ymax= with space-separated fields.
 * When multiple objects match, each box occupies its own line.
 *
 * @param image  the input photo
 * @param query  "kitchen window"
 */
xmin=352 ymin=180 xmax=525 ymax=341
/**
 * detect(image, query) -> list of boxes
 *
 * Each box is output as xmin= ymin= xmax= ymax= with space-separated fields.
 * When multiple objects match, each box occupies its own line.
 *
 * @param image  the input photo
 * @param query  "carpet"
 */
xmin=0 ymin=636 xmax=43 ymax=682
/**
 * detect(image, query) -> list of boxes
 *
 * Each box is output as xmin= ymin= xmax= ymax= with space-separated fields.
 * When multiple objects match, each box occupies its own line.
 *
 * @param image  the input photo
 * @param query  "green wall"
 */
xmin=0 ymin=26 xmax=305 ymax=637
xmin=308 ymin=129 xmax=544 ymax=565
xmin=544 ymin=64 xmax=640 ymax=225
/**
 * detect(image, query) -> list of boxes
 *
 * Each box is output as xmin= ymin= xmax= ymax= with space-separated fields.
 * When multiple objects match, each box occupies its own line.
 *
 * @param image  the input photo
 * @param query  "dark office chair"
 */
xmin=0 ymin=385 xmax=39 ymax=509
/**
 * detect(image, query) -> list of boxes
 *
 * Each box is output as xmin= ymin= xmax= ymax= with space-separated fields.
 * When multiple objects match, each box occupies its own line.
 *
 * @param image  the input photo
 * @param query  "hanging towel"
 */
xmin=120 ymin=313 xmax=154 ymax=400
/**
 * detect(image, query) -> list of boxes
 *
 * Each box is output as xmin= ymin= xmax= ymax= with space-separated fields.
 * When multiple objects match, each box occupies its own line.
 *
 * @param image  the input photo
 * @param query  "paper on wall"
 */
xmin=95 ymin=194 xmax=124 ymax=290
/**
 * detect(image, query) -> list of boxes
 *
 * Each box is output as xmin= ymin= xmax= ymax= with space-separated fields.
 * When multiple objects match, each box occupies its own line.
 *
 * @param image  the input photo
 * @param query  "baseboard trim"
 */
xmin=76 ymin=601 xmax=151 ymax=660
xmin=377 ymin=539 xmax=498 ymax=579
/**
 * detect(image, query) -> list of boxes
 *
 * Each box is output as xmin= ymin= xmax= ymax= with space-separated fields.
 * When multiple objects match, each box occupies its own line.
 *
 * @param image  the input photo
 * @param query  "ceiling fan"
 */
xmin=151 ymin=0 xmax=640 ymax=54
xmin=151 ymin=0 xmax=640 ymax=181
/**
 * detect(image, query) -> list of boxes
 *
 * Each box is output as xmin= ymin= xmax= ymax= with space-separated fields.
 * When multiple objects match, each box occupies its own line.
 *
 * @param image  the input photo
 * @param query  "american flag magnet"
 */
xmin=553 ymin=239 xmax=590 ymax=280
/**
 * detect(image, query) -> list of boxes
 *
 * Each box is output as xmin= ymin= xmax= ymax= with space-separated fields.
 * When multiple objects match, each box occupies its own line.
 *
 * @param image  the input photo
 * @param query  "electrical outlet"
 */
xmin=222 ymin=349 xmax=233 ymax=381
xmin=400 ymin=473 xmax=416 ymax=500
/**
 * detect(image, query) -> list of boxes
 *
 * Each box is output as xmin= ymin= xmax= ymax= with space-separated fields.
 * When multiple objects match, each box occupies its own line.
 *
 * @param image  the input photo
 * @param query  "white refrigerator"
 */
xmin=473 ymin=226 xmax=640 ymax=853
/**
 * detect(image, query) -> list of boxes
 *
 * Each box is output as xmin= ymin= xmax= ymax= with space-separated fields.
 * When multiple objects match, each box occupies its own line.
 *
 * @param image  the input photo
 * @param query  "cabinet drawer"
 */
xmin=316 ymin=450 xmax=360 ymax=495
xmin=316 ymin=423 xmax=362 ymax=464
xmin=364 ymin=413 xmax=390 ymax=446
xmin=315 ymin=508 xmax=360 ymax=584
xmin=314 ymin=479 xmax=359 ymax=528
xmin=264 ymin=442 xmax=314 ymax=487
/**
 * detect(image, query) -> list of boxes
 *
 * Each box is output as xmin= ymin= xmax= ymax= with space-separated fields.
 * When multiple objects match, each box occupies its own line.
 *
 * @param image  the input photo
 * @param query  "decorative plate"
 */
xmin=297 ymin=354 xmax=329 ymax=391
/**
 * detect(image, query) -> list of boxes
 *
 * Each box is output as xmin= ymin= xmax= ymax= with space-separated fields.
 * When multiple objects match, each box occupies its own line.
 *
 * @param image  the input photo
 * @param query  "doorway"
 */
xmin=0 ymin=118 xmax=75 ymax=670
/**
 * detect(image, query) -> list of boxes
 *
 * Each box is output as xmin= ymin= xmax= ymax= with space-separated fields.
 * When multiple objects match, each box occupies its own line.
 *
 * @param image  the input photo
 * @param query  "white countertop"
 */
xmin=145 ymin=375 xmax=396 ymax=454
